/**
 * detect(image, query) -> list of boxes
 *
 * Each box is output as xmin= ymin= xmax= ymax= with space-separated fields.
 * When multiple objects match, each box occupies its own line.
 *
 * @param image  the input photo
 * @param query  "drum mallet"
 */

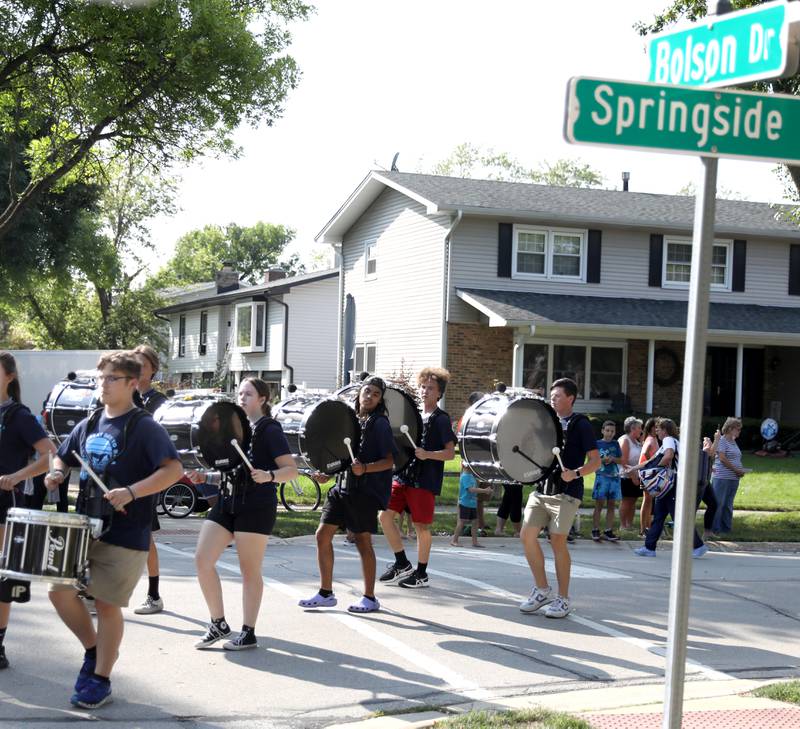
xmin=399 ymin=424 xmax=418 ymax=450
xmin=343 ymin=437 xmax=357 ymax=462
xmin=71 ymin=450 xmax=126 ymax=514
xmin=552 ymin=446 xmax=567 ymax=471
xmin=230 ymin=439 xmax=255 ymax=471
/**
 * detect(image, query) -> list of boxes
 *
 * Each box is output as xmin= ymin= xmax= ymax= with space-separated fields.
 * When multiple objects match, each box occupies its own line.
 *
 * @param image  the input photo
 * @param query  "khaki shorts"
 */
xmin=523 ymin=492 xmax=581 ymax=534
xmin=50 ymin=540 xmax=147 ymax=607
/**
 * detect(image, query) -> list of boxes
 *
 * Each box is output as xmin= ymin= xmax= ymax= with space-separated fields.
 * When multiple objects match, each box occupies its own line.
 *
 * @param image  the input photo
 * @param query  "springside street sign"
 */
xmin=648 ymin=0 xmax=800 ymax=88
xmin=564 ymin=76 xmax=800 ymax=165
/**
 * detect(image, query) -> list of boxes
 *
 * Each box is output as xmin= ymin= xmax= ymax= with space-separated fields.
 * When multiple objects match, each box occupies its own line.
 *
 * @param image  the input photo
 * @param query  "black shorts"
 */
xmin=151 ymin=509 xmax=161 ymax=533
xmin=459 ymin=505 xmax=478 ymax=520
xmin=320 ymin=486 xmax=381 ymax=534
xmin=206 ymin=498 xmax=277 ymax=536
xmin=620 ymin=477 xmax=642 ymax=499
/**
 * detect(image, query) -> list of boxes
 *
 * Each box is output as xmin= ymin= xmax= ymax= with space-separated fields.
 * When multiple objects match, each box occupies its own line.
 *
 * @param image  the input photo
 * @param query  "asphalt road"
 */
xmin=2 ymin=517 xmax=799 ymax=728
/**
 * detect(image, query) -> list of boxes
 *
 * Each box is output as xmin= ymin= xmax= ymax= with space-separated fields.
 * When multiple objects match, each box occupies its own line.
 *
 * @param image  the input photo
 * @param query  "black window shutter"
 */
xmin=790 ymin=244 xmax=800 ymax=296
xmin=498 ymin=223 xmax=513 ymax=278
xmin=586 ymin=229 xmax=602 ymax=283
xmin=732 ymin=239 xmax=746 ymax=292
xmin=649 ymin=234 xmax=664 ymax=287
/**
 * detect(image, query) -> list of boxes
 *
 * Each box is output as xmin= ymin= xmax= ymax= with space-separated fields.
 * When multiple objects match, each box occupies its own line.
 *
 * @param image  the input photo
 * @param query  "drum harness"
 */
xmin=338 ymin=411 xmax=387 ymax=495
xmin=399 ymin=406 xmax=443 ymax=487
xmin=539 ymin=412 xmax=589 ymax=496
xmin=217 ymin=415 xmax=274 ymax=515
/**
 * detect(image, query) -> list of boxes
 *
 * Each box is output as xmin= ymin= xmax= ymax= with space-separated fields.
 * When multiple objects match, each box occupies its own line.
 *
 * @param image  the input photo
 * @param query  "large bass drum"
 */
xmin=335 ymin=381 xmax=422 ymax=474
xmin=458 ymin=391 xmax=561 ymax=485
xmin=273 ymin=395 xmax=359 ymax=475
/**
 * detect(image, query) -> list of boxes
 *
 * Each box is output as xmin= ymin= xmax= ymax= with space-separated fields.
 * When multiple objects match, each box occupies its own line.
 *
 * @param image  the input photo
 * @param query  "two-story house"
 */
xmin=316 ymin=171 xmax=800 ymax=422
xmin=156 ymin=266 xmax=339 ymax=398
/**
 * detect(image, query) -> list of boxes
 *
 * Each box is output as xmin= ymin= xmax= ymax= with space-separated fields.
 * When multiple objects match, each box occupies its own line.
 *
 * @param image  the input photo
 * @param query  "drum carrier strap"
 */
xmin=399 ymin=406 xmax=443 ymax=485
xmin=539 ymin=412 xmax=590 ymax=496
xmin=219 ymin=415 xmax=275 ymax=513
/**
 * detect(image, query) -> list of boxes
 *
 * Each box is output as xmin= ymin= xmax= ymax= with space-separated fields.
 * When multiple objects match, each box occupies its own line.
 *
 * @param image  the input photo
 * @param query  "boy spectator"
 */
xmin=592 ymin=420 xmax=622 ymax=542
xmin=450 ymin=465 xmax=492 ymax=548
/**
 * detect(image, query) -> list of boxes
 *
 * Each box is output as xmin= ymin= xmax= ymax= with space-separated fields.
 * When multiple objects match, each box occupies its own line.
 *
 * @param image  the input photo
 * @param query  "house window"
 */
xmin=513 ymin=226 xmax=586 ymax=281
xmin=365 ymin=242 xmax=377 ymax=279
xmin=178 ymin=315 xmax=186 ymax=358
xmin=199 ymin=310 xmax=208 ymax=356
xmin=353 ymin=342 xmax=376 ymax=377
xmin=235 ymin=302 xmax=266 ymax=351
xmin=664 ymin=238 xmax=732 ymax=290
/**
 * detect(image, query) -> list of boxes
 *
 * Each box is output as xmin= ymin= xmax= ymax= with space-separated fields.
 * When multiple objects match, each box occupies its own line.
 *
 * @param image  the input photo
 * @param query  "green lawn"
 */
xmin=435 ymin=708 xmax=591 ymax=729
xmin=752 ymin=680 xmax=800 ymax=705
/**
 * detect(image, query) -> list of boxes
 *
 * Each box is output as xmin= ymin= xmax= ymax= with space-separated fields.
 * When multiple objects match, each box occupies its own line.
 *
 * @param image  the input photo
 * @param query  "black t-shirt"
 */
xmin=0 ymin=401 xmax=47 ymax=506
xmin=234 ymin=416 xmax=292 ymax=509
xmin=346 ymin=413 xmax=395 ymax=508
xmin=542 ymin=412 xmax=596 ymax=500
xmin=58 ymin=408 xmax=180 ymax=551
xmin=141 ymin=388 xmax=168 ymax=415
xmin=399 ymin=408 xmax=455 ymax=495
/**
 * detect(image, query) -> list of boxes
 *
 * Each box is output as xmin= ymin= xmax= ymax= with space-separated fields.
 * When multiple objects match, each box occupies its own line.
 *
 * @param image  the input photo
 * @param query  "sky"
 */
xmin=145 ymin=0 xmax=793 ymax=271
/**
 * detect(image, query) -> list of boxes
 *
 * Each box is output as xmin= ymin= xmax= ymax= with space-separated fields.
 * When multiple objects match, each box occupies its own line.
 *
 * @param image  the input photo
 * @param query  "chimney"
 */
xmin=264 ymin=267 xmax=287 ymax=284
xmin=215 ymin=262 xmax=240 ymax=294
xmin=622 ymin=171 xmax=630 ymax=192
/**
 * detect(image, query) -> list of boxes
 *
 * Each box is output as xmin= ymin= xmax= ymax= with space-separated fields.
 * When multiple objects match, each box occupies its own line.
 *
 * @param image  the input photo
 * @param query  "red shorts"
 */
xmin=387 ymin=481 xmax=435 ymax=524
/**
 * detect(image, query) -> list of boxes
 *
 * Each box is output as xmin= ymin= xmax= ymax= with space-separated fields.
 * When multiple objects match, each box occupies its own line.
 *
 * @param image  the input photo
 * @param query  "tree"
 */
xmin=428 ymin=143 xmax=604 ymax=188
xmin=0 ymin=0 xmax=311 ymax=242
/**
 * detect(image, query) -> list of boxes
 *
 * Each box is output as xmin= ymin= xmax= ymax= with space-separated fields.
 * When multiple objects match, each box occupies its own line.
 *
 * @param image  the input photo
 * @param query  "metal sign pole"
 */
xmin=662 ymin=155 xmax=717 ymax=729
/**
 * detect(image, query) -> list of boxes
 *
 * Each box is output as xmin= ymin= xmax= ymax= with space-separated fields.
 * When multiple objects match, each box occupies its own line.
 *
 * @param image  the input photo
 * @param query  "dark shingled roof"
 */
xmin=458 ymin=288 xmax=800 ymax=335
xmin=381 ymin=172 xmax=800 ymax=237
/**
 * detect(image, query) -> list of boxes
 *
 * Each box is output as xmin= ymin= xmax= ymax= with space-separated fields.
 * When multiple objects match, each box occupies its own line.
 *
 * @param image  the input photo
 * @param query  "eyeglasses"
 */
xmin=97 ymin=374 xmax=133 ymax=384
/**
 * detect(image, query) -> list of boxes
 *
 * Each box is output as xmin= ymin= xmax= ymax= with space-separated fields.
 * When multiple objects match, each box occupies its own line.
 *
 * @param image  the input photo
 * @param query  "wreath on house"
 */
xmin=653 ymin=347 xmax=681 ymax=387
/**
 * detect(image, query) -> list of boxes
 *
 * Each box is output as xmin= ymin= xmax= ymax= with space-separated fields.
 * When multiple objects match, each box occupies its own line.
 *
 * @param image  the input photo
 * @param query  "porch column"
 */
xmin=646 ymin=339 xmax=655 ymax=413
xmin=735 ymin=343 xmax=744 ymax=417
xmin=512 ymin=330 xmax=524 ymax=387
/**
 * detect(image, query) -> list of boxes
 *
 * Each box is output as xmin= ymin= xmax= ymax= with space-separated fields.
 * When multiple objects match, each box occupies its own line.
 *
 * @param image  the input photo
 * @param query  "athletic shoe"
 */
xmin=0 ymin=646 xmax=8 ymax=670
xmin=398 ymin=570 xmax=429 ymax=589
xmin=544 ymin=595 xmax=570 ymax=619
xmin=74 ymin=654 xmax=96 ymax=692
xmin=298 ymin=592 xmax=337 ymax=608
xmin=70 ymin=676 xmax=112 ymax=709
xmin=603 ymin=529 xmax=620 ymax=542
xmin=378 ymin=562 xmax=414 ymax=584
xmin=133 ymin=595 xmax=164 ymax=615
xmin=519 ymin=585 xmax=553 ymax=613
xmin=692 ymin=544 xmax=709 ymax=559
xmin=591 ymin=529 xmax=602 ymax=542
xmin=194 ymin=620 xmax=231 ymax=649
xmin=223 ymin=631 xmax=258 ymax=651
xmin=566 ymin=531 xmax=576 ymax=544
xmin=633 ymin=546 xmax=656 ymax=557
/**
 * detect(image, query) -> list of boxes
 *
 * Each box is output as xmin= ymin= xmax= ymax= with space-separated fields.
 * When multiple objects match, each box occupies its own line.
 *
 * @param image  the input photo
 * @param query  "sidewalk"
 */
xmin=327 ymin=678 xmax=800 ymax=729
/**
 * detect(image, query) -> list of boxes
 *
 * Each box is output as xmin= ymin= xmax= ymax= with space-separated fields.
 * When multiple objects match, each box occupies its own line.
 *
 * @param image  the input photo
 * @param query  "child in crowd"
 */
xmin=592 ymin=420 xmax=622 ymax=542
xmin=451 ymin=466 xmax=492 ymax=548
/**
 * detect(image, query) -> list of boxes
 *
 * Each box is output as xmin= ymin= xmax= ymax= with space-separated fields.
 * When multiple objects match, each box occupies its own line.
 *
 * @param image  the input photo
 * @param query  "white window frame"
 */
xmin=234 ymin=301 xmax=266 ymax=352
xmin=663 ymin=237 xmax=732 ymax=291
xmin=512 ymin=225 xmax=587 ymax=282
xmin=518 ymin=338 xmax=627 ymax=403
xmin=365 ymin=241 xmax=377 ymax=280
xmin=352 ymin=342 xmax=377 ymax=380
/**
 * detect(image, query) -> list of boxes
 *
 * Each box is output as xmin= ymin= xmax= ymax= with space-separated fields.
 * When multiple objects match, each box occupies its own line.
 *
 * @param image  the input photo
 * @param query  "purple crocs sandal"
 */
xmin=347 ymin=596 xmax=380 ymax=614
xmin=298 ymin=592 xmax=337 ymax=609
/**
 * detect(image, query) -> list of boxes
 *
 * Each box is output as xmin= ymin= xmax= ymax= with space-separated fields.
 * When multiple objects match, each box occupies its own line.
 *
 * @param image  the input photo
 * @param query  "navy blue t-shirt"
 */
xmin=236 ymin=416 xmax=292 ymax=509
xmin=58 ymin=408 xmax=180 ymax=551
xmin=399 ymin=408 xmax=456 ymax=495
xmin=554 ymin=413 xmax=597 ymax=500
xmin=0 ymin=401 xmax=48 ymax=508
xmin=353 ymin=413 xmax=395 ymax=509
xmin=141 ymin=388 xmax=168 ymax=416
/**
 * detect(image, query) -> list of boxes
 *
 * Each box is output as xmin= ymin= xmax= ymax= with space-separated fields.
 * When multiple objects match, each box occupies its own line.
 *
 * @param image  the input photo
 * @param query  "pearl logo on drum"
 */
xmin=46 ymin=535 xmax=66 ymax=573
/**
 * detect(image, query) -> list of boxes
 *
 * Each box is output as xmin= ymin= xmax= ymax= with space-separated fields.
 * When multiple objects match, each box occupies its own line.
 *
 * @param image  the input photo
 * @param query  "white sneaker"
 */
xmin=134 ymin=595 xmax=164 ymax=615
xmin=519 ymin=585 xmax=553 ymax=613
xmin=544 ymin=595 xmax=570 ymax=619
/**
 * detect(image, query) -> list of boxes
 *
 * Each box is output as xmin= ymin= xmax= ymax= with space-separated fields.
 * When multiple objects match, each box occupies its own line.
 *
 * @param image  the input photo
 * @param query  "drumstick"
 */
xmin=399 ymin=424 xmax=418 ymax=449
xmin=551 ymin=446 xmax=566 ymax=471
xmin=71 ymin=450 xmax=126 ymax=514
xmin=48 ymin=451 xmax=54 ymax=474
xmin=343 ymin=437 xmax=356 ymax=462
xmin=230 ymin=439 xmax=255 ymax=471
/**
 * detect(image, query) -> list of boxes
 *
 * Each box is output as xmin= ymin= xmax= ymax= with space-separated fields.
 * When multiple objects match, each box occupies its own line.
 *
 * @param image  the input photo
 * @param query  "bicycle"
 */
xmin=279 ymin=473 xmax=322 ymax=512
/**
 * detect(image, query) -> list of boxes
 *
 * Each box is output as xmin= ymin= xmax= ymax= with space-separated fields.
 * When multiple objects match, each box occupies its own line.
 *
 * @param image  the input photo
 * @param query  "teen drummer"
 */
xmin=299 ymin=375 xmax=394 ymax=613
xmin=45 ymin=351 xmax=182 ymax=708
xmin=131 ymin=344 xmax=169 ymax=616
xmin=0 ymin=352 xmax=57 ymax=670
xmin=379 ymin=367 xmax=455 ymax=589
xmin=191 ymin=377 xmax=297 ymax=650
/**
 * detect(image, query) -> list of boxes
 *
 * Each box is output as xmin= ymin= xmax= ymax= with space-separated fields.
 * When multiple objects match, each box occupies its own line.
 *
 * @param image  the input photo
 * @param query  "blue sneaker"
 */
xmin=692 ymin=544 xmax=709 ymax=559
xmin=633 ymin=546 xmax=656 ymax=557
xmin=74 ymin=653 xmax=96 ymax=693
xmin=70 ymin=676 xmax=112 ymax=709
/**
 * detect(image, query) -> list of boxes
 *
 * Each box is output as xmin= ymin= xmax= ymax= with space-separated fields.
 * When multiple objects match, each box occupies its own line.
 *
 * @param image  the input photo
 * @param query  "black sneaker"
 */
xmin=194 ymin=620 xmax=232 ymax=649
xmin=603 ymin=529 xmax=620 ymax=542
xmin=223 ymin=630 xmax=258 ymax=651
xmin=379 ymin=562 xmax=414 ymax=584
xmin=592 ymin=528 xmax=602 ymax=542
xmin=398 ymin=570 xmax=429 ymax=589
xmin=567 ymin=531 xmax=576 ymax=544
xmin=0 ymin=646 xmax=8 ymax=670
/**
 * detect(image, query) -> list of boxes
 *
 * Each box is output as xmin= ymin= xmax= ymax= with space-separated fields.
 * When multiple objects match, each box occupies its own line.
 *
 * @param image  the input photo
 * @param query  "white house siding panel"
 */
xmin=448 ymin=217 xmax=800 ymax=323
xmin=285 ymin=278 xmax=339 ymax=389
xmin=267 ymin=301 xmax=284 ymax=372
xmin=168 ymin=307 xmax=223 ymax=374
xmin=342 ymin=188 xmax=451 ymax=377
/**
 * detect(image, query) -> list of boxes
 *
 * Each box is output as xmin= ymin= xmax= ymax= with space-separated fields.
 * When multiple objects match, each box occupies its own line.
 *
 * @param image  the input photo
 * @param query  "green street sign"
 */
xmin=648 ymin=0 xmax=800 ymax=88
xmin=564 ymin=76 xmax=800 ymax=165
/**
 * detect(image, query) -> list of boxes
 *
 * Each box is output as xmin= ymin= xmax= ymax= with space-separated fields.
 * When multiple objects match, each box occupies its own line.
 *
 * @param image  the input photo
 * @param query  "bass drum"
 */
xmin=458 ymin=391 xmax=561 ymax=485
xmin=335 ymin=381 xmax=422 ymax=474
xmin=273 ymin=395 xmax=359 ymax=475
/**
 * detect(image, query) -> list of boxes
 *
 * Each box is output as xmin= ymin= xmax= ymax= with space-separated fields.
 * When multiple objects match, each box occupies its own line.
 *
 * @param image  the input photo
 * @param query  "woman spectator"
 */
xmin=711 ymin=418 xmax=746 ymax=537
xmin=638 ymin=418 xmax=659 ymax=536
xmin=618 ymin=417 xmax=642 ymax=532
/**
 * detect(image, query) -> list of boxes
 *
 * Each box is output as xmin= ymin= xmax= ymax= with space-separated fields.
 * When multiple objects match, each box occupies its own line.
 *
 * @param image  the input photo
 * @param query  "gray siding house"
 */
xmin=317 ymin=171 xmax=800 ymax=422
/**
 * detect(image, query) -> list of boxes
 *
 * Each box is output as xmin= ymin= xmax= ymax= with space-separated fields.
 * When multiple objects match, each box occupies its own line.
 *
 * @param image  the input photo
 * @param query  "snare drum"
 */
xmin=273 ymin=395 xmax=359 ymax=475
xmin=0 ymin=508 xmax=91 ymax=587
xmin=458 ymin=391 xmax=561 ymax=485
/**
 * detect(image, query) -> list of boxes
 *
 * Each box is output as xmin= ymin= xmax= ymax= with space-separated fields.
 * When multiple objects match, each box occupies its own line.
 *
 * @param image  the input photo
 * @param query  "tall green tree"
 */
xmin=0 ymin=0 xmax=310 ymax=243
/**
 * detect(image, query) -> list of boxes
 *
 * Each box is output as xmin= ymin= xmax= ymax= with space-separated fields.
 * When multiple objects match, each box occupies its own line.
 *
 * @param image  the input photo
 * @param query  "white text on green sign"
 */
xmin=564 ymin=77 xmax=800 ymax=165
xmin=648 ymin=0 xmax=799 ymax=88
